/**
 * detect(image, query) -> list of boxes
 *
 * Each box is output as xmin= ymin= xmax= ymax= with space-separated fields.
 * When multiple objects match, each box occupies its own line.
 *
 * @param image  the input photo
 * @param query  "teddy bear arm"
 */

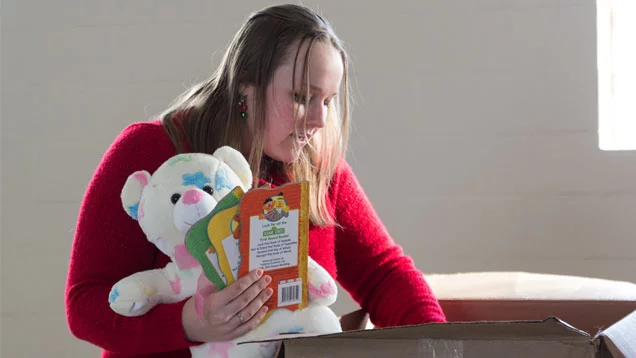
xmin=290 ymin=305 xmax=342 ymax=335
xmin=108 ymin=263 xmax=199 ymax=317
xmin=152 ymin=262 xmax=200 ymax=303
xmin=306 ymin=257 xmax=338 ymax=306
xmin=109 ymin=268 xmax=168 ymax=317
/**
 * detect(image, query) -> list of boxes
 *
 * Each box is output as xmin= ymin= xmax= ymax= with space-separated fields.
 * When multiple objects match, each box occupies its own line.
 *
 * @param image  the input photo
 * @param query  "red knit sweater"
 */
xmin=65 ymin=120 xmax=446 ymax=357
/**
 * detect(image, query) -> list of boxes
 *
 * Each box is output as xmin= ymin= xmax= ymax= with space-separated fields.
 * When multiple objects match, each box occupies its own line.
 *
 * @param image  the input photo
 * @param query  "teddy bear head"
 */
xmin=120 ymin=146 xmax=252 ymax=264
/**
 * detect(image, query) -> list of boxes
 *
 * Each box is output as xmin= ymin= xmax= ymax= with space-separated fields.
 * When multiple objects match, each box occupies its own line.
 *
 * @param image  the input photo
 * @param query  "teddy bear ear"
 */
xmin=121 ymin=170 xmax=151 ymax=220
xmin=212 ymin=146 xmax=253 ymax=189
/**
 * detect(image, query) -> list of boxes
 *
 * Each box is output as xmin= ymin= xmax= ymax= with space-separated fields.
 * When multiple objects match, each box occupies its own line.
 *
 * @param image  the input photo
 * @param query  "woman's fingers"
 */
xmin=226 ymin=275 xmax=272 ymax=317
xmin=215 ymin=268 xmax=264 ymax=304
xmin=183 ymin=268 xmax=274 ymax=343
xmin=231 ymin=285 xmax=273 ymax=328
xmin=230 ymin=306 xmax=270 ymax=337
xmin=203 ymin=269 xmax=271 ymax=325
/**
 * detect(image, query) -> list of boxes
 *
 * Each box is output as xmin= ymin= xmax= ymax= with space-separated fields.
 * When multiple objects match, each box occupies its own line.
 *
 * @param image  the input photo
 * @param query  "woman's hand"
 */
xmin=181 ymin=268 xmax=273 ymax=343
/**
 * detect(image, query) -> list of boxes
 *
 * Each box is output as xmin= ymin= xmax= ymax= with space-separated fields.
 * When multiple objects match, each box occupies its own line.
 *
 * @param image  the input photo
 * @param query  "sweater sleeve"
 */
xmin=333 ymin=160 xmax=446 ymax=328
xmin=64 ymin=122 xmax=198 ymax=355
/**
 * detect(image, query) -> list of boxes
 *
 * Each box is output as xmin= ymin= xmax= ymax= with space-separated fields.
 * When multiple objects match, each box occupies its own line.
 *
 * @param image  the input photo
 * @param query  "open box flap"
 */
xmin=595 ymin=310 xmax=636 ymax=358
xmin=239 ymin=317 xmax=592 ymax=345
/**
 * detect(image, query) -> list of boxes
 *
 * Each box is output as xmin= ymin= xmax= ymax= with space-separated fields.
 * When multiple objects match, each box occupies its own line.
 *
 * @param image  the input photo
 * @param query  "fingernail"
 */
xmin=263 ymin=305 xmax=269 ymax=313
xmin=256 ymin=269 xmax=263 ymax=277
xmin=264 ymin=275 xmax=272 ymax=284
xmin=266 ymin=288 xmax=273 ymax=297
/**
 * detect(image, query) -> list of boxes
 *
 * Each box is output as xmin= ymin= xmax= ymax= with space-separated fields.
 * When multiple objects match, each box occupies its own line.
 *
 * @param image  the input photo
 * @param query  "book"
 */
xmin=237 ymin=181 xmax=309 ymax=311
xmin=185 ymin=181 xmax=309 ymax=312
xmin=185 ymin=186 xmax=244 ymax=290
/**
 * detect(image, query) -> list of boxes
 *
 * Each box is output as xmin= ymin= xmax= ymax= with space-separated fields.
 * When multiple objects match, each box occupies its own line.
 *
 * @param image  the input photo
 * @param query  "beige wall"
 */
xmin=2 ymin=0 xmax=635 ymax=356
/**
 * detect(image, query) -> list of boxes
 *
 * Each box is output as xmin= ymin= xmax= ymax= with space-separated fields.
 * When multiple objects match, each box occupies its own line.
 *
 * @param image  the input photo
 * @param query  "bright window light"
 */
xmin=598 ymin=0 xmax=636 ymax=151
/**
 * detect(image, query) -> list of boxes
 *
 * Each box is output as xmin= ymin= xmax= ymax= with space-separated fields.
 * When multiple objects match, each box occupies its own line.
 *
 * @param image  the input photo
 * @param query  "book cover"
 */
xmin=237 ymin=181 xmax=309 ymax=311
xmin=185 ymin=186 xmax=245 ymax=290
xmin=185 ymin=181 xmax=309 ymax=312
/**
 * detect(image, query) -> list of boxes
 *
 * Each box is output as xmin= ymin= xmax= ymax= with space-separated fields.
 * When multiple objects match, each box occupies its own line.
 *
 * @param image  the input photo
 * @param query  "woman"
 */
xmin=65 ymin=4 xmax=446 ymax=357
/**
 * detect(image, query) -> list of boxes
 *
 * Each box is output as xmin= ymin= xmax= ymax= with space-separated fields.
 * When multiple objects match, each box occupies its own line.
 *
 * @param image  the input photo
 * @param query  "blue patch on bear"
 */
xmin=215 ymin=167 xmax=232 ymax=192
xmin=108 ymin=287 xmax=120 ymax=303
xmin=127 ymin=202 xmax=139 ymax=220
xmin=287 ymin=326 xmax=304 ymax=334
xmin=182 ymin=171 xmax=211 ymax=189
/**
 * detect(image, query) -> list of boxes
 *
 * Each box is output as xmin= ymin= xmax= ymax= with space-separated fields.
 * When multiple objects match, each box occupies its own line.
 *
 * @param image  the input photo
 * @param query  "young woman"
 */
xmin=65 ymin=4 xmax=446 ymax=357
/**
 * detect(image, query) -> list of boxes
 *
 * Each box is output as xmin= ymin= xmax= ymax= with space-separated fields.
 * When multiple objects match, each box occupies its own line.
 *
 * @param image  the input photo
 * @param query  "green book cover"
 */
xmin=185 ymin=186 xmax=245 ymax=291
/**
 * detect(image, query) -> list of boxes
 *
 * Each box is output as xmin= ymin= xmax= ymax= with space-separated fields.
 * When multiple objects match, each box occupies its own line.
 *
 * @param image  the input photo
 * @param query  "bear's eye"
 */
xmin=203 ymin=185 xmax=214 ymax=195
xmin=170 ymin=193 xmax=181 ymax=205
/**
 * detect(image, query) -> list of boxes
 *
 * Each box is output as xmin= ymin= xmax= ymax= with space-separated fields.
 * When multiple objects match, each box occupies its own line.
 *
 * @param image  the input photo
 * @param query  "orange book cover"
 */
xmin=237 ymin=181 xmax=309 ymax=312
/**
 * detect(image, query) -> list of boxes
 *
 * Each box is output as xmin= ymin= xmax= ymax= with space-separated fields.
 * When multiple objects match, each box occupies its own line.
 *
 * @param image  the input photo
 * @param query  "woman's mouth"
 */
xmin=291 ymin=133 xmax=309 ymax=144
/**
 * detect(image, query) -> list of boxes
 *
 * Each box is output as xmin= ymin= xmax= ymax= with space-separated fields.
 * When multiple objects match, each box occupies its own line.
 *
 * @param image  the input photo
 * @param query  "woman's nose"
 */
xmin=306 ymin=103 xmax=327 ymax=129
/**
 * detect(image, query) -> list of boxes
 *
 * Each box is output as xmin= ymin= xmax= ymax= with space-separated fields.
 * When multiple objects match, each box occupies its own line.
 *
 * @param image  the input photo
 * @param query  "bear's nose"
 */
xmin=182 ymin=189 xmax=205 ymax=205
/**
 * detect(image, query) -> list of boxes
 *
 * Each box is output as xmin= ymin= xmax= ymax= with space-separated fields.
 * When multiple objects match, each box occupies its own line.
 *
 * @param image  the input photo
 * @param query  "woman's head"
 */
xmin=162 ymin=4 xmax=351 ymax=226
xmin=241 ymin=37 xmax=344 ymax=165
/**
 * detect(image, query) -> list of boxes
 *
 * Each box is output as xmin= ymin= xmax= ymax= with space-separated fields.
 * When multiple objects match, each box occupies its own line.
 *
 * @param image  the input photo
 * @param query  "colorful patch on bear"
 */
xmin=206 ymin=341 xmax=235 ymax=358
xmin=166 ymin=154 xmax=193 ymax=166
xmin=144 ymin=286 xmax=157 ymax=297
xmin=138 ymin=199 xmax=146 ymax=221
xmin=127 ymin=202 xmax=140 ymax=220
xmin=108 ymin=287 xmax=119 ymax=303
xmin=287 ymin=326 xmax=304 ymax=333
xmin=133 ymin=172 xmax=149 ymax=186
xmin=169 ymin=276 xmax=181 ymax=295
xmin=177 ymin=268 xmax=195 ymax=278
xmin=215 ymin=166 xmax=233 ymax=192
xmin=182 ymin=171 xmax=211 ymax=189
xmin=309 ymin=281 xmax=337 ymax=299
xmin=174 ymin=244 xmax=200 ymax=270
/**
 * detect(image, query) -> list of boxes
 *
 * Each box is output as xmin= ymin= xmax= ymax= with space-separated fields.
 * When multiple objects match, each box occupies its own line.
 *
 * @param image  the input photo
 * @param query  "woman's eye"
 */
xmin=203 ymin=185 xmax=214 ymax=195
xmin=294 ymin=93 xmax=309 ymax=103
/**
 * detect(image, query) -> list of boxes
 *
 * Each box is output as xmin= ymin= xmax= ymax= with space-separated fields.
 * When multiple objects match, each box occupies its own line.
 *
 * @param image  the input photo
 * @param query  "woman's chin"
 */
xmin=265 ymin=149 xmax=302 ymax=165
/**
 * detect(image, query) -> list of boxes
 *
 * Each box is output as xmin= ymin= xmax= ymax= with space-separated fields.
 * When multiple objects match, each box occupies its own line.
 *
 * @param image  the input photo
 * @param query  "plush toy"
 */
xmin=108 ymin=146 xmax=342 ymax=357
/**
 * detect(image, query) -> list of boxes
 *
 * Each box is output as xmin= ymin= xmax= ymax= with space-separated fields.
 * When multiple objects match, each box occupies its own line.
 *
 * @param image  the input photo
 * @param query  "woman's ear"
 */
xmin=239 ymin=83 xmax=257 ymax=99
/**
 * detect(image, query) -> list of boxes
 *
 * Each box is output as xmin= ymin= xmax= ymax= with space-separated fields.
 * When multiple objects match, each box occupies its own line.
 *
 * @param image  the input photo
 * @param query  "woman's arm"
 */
xmin=64 ymin=122 xmax=198 ymax=355
xmin=333 ymin=160 xmax=446 ymax=328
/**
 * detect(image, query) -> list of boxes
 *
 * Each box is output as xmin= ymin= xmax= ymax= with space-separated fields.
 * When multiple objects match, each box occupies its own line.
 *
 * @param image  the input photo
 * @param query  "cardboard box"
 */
xmin=242 ymin=309 xmax=636 ymax=357
xmin=240 ymin=272 xmax=636 ymax=356
xmin=438 ymin=299 xmax=636 ymax=336
xmin=424 ymin=272 xmax=636 ymax=336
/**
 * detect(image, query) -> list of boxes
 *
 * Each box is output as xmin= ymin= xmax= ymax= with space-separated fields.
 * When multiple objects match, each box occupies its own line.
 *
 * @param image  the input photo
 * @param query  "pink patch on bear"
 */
xmin=138 ymin=199 xmax=146 ymax=221
xmin=133 ymin=172 xmax=149 ymax=186
xmin=182 ymin=189 xmax=204 ymax=205
xmin=308 ymin=281 xmax=336 ymax=299
xmin=174 ymin=244 xmax=199 ymax=270
xmin=169 ymin=275 xmax=181 ymax=295
xmin=207 ymin=341 xmax=235 ymax=358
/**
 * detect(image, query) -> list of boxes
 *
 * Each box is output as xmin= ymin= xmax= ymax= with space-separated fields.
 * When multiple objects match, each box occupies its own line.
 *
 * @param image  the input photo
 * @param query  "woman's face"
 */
xmin=243 ymin=40 xmax=344 ymax=164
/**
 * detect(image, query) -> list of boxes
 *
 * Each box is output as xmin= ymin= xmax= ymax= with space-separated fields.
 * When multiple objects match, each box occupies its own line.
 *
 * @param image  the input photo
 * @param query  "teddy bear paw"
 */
xmin=306 ymin=259 xmax=338 ymax=306
xmin=307 ymin=280 xmax=338 ymax=306
xmin=108 ymin=279 xmax=157 ymax=317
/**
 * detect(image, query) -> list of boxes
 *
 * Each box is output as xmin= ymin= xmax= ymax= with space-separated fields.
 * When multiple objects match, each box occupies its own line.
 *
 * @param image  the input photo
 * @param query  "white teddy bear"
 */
xmin=108 ymin=146 xmax=342 ymax=357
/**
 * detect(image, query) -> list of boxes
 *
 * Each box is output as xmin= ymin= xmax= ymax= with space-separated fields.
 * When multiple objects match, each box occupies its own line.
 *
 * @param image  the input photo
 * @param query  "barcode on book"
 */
xmin=278 ymin=279 xmax=302 ymax=306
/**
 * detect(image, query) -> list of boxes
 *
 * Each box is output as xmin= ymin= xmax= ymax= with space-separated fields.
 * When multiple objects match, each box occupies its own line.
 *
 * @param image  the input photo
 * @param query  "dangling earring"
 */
xmin=238 ymin=95 xmax=248 ymax=118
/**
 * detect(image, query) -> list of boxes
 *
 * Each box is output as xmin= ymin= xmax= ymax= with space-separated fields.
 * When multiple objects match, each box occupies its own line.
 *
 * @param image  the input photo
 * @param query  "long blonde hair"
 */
xmin=160 ymin=4 xmax=350 ymax=226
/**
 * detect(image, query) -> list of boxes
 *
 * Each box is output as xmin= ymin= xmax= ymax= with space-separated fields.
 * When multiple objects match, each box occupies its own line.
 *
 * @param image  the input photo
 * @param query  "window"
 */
xmin=597 ymin=0 xmax=636 ymax=151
